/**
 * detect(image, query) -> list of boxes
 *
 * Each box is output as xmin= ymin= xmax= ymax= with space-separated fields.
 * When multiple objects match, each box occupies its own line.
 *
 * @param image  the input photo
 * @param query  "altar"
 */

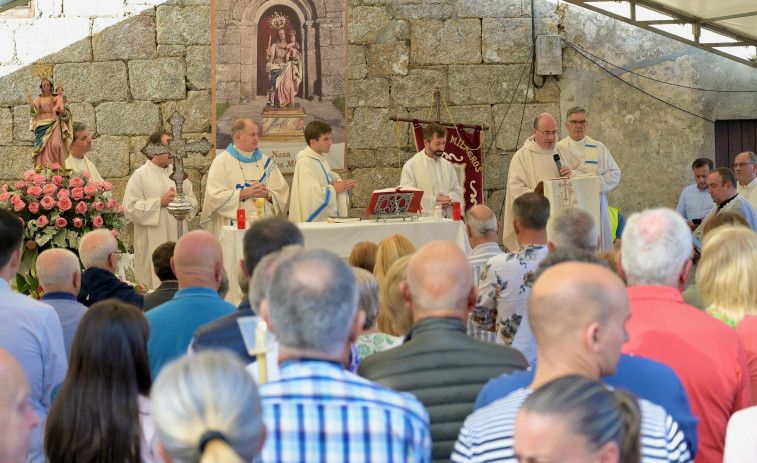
xmin=220 ymin=218 xmax=471 ymax=305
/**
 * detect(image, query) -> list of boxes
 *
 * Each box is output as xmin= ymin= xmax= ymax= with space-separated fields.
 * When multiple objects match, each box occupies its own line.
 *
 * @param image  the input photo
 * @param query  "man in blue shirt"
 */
xmin=146 ymin=230 xmax=236 ymax=379
xmin=258 ymin=250 xmax=432 ymax=462
xmin=676 ymin=158 xmax=715 ymax=231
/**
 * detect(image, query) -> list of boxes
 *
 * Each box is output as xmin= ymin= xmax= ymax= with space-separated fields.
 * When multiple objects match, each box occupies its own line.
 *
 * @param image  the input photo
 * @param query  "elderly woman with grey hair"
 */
xmin=353 ymin=267 xmax=400 ymax=361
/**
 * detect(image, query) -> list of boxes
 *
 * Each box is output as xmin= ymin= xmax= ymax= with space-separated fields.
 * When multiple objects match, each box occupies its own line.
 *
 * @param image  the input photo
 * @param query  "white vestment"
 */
xmin=200 ymin=146 xmax=289 ymax=238
xmin=123 ymin=160 xmax=198 ymax=289
xmin=502 ymin=136 xmax=585 ymax=252
xmin=65 ymin=154 xmax=103 ymax=182
xmin=400 ymin=150 xmax=464 ymax=217
xmin=289 ymin=146 xmax=349 ymax=222
xmin=558 ymin=135 xmax=621 ymax=251
xmin=738 ymin=177 xmax=757 ymax=213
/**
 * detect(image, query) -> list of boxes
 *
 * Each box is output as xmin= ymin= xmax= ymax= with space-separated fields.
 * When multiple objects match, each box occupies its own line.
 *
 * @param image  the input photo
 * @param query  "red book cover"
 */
xmin=366 ymin=187 xmax=424 ymax=216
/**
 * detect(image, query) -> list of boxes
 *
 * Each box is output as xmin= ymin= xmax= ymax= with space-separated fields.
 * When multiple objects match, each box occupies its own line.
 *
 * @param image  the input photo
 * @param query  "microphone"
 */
xmin=553 ymin=153 xmax=563 ymax=174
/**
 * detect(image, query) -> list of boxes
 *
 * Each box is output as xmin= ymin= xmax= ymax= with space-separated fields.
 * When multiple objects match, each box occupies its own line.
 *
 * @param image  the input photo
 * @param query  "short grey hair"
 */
xmin=79 ymin=229 xmax=117 ymax=269
xmin=513 ymin=192 xmax=550 ymax=230
xmin=151 ymin=351 xmax=264 ymax=462
xmin=267 ymin=250 xmax=357 ymax=355
xmin=547 ymin=207 xmax=597 ymax=251
xmin=36 ymin=248 xmax=80 ymax=288
xmin=739 ymin=151 xmax=757 ymax=164
xmin=566 ymin=106 xmax=587 ymax=119
xmin=353 ymin=267 xmax=380 ymax=330
xmin=464 ymin=207 xmax=497 ymax=236
xmin=621 ymin=208 xmax=692 ymax=287
xmin=249 ymin=245 xmax=303 ymax=313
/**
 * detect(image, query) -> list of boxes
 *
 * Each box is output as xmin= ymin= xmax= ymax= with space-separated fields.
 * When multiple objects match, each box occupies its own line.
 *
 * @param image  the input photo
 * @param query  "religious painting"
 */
xmin=212 ymin=0 xmax=347 ymax=173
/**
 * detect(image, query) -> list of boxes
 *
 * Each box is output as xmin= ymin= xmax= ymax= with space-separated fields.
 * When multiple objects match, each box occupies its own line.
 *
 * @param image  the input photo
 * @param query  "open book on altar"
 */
xmin=366 ymin=187 xmax=424 ymax=216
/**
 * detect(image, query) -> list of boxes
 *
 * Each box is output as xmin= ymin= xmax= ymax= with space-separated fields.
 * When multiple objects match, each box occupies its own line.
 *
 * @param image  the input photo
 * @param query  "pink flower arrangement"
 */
xmin=26 ymin=186 xmax=42 ymax=198
xmin=80 ymin=170 xmax=91 ymax=179
xmin=103 ymin=182 xmax=114 ymax=192
xmin=56 ymin=189 xmax=69 ymax=200
xmin=71 ymin=188 xmax=84 ymax=200
xmin=42 ymin=184 xmax=57 ymax=195
xmin=37 ymin=215 xmax=49 ymax=227
xmin=92 ymin=216 xmax=103 ymax=228
xmin=58 ymin=197 xmax=72 ymax=212
xmin=15 ymin=180 xmax=26 ymax=189
xmin=23 ymin=170 xmax=35 ymax=182
xmin=73 ymin=218 xmax=83 ymax=228
xmin=83 ymin=185 xmax=98 ymax=198
xmin=40 ymin=196 xmax=56 ymax=210
xmin=92 ymin=201 xmax=104 ymax=211
xmin=75 ymin=201 xmax=87 ymax=215
xmin=14 ymin=200 xmax=26 ymax=212
xmin=0 ymin=193 xmax=9 ymax=202
xmin=106 ymin=199 xmax=117 ymax=209
xmin=69 ymin=177 xmax=85 ymax=188
xmin=51 ymin=175 xmax=64 ymax=187
xmin=31 ymin=175 xmax=46 ymax=186
xmin=28 ymin=202 xmax=39 ymax=214
xmin=50 ymin=163 xmax=62 ymax=170
xmin=55 ymin=217 xmax=67 ymax=228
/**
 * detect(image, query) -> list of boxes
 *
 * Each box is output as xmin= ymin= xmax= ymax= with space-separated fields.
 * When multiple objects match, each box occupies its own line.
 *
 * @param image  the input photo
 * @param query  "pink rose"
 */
xmin=10 ymin=194 xmax=20 ymax=205
xmin=14 ymin=200 xmax=25 ymax=212
xmin=0 ymin=192 xmax=9 ymax=202
xmin=68 ymin=177 xmax=85 ymax=188
xmin=31 ymin=174 xmax=46 ymax=186
xmin=58 ymin=197 xmax=72 ymax=212
xmin=51 ymin=175 xmax=64 ymax=186
xmin=80 ymin=170 xmax=91 ymax=179
xmin=83 ymin=185 xmax=97 ymax=198
xmin=42 ymin=184 xmax=57 ymax=195
xmin=26 ymin=186 xmax=42 ymax=198
xmin=75 ymin=201 xmax=87 ymax=215
xmin=36 ymin=215 xmax=48 ymax=227
xmin=50 ymin=163 xmax=61 ymax=170
xmin=28 ymin=202 xmax=39 ymax=214
xmin=56 ymin=189 xmax=69 ymax=200
xmin=40 ymin=196 xmax=55 ymax=210
xmin=103 ymin=182 xmax=114 ymax=192
xmin=73 ymin=218 xmax=82 ymax=228
xmin=14 ymin=180 xmax=26 ymax=189
xmin=2 ymin=184 xmax=7 ymax=192
xmin=23 ymin=170 xmax=35 ymax=182
xmin=71 ymin=188 xmax=84 ymax=200
xmin=106 ymin=199 xmax=117 ymax=209
xmin=88 ymin=181 xmax=102 ymax=191
xmin=111 ymin=229 xmax=119 ymax=237
xmin=92 ymin=201 xmax=104 ymax=211
xmin=117 ymin=205 xmax=125 ymax=214
xmin=92 ymin=216 xmax=103 ymax=228
xmin=55 ymin=217 xmax=67 ymax=228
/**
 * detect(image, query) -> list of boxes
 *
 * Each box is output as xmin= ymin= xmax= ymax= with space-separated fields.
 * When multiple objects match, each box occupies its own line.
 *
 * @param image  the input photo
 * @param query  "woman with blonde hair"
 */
xmin=377 ymin=255 xmax=414 ymax=337
xmin=697 ymin=225 xmax=757 ymax=402
xmin=151 ymin=350 xmax=265 ymax=463
xmin=349 ymin=241 xmax=379 ymax=273
xmin=515 ymin=375 xmax=642 ymax=463
xmin=374 ymin=234 xmax=415 ymax=283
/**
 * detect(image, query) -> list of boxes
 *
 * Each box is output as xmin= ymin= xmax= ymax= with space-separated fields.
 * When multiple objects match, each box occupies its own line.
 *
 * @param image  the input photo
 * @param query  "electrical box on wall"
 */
xmin=535 ymin=35 xmax=562 ymax=76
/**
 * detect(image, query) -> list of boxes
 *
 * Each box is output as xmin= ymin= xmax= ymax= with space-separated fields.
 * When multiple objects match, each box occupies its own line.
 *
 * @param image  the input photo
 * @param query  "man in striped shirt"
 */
xmin=258 ymin=249 xmax=432 ymax=462
xmin=451 ymin=262 xmax=691 ymax=463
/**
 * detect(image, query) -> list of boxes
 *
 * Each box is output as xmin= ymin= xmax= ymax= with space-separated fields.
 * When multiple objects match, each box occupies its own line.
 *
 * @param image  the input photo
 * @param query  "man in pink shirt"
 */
xmin=618 ymin=207 xmax=750 ymax=463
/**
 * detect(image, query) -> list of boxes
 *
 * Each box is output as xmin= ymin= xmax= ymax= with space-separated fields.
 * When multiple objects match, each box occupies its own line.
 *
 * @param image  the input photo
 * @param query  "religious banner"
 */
xmin=212 ymin=2 xmax=347 ymax=173
xmin=412 ymin=121 xmax=484 ymax=211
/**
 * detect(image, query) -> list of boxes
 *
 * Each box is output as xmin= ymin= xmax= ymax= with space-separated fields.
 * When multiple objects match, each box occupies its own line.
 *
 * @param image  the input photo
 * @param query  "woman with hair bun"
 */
xmin=151 ymin=350 xmax=265 ymax=463
xmin=514 ymin=375 xmax=642 ymax=463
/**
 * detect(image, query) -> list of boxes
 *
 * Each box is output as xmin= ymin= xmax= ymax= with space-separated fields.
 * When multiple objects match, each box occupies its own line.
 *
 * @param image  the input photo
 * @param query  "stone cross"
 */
xmin=140 ymin=110 xmax=213 ymax=238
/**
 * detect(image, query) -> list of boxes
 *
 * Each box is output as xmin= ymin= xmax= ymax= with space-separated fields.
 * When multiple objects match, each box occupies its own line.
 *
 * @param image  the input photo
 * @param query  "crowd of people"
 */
xmin=3 ymin=103 xmax=757 ymax=463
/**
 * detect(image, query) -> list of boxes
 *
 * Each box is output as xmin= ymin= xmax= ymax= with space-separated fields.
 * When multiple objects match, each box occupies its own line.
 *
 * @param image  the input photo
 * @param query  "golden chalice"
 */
xmin=253 ymin=197 xmax=266 ymax=218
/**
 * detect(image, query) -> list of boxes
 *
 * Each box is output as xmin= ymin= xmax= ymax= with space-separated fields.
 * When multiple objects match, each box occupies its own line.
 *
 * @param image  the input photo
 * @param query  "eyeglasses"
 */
xmin=567 ymin=120 xmax=588 ymax=125
xmin=733 ymin=162 xmax=755 ymax=168
xmin=535 ymin=129 xmax=558 ymax=136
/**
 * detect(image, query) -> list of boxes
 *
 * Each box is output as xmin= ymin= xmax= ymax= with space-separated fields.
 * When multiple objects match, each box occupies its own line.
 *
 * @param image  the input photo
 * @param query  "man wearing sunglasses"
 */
xmin=558 ymin=107 xmax=621 ymax=252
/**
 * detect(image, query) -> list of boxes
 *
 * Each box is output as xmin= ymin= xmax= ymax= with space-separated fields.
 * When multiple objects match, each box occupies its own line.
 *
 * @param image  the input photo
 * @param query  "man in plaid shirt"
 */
xmin=257 ymin=249 xmax=432 ymax=462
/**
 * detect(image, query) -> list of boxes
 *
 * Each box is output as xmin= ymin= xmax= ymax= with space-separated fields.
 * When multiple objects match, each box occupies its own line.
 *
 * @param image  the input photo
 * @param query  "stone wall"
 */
xmin=0 ymin=0 xmax=212 ymax=249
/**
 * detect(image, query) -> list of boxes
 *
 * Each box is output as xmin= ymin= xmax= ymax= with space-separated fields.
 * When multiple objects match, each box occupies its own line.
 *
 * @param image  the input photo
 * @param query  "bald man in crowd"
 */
xmin=452 ymin=262 xmax=691 ymax=462
xmin=502 ymin=113 xmax=585 ymax=251
xmin=145 ymin=230 xmax=236 ymax=379
xmin=359 ymin=240 xmax=527 ymax=463
xmin=77 ymin=229 xmax=143 ymax=308
xmin=36 ymin=249 xmax=88 ymax=358
xmin=0 ymin=349 xmax=40 ymax=463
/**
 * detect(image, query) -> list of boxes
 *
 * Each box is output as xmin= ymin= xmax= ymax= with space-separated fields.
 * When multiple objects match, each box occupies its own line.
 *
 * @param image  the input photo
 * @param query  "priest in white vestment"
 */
xmin=124 ymin=131 xmax=199 ymax=289
xmin=64 ymin=122 xmax=103 ymax=182
xmin=502 ymin=113 xmax=585 ymax=252
xmin=558 ymin=107 xmax=621 ymax=251
xmin=734 ymin=151 xmax=757 ymax=212
xmin=200 ymin=118 xmax=289 ymax=237
xmin=400 ymin=123 xmax=464 ymax=218
xmin=289 ymin=121 xmax=353 ymax=222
